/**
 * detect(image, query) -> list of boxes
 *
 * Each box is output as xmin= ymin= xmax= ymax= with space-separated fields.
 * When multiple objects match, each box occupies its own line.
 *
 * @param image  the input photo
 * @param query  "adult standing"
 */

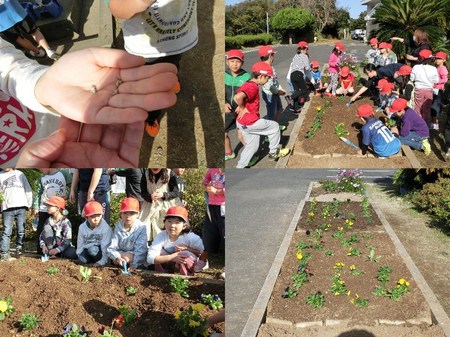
xmin=32 ymin=168 xmax=72 ymax=253
xmin=114 ymin=168 xmax=145 ymax=209
xmin=70 ymin=169 xmax=110 ymax=223
xmin=0 ymin=168 xmax=32 ymax=261
xmin=391 ymin=29 xmax=432 ymax=65
xmin=139 ymin=169 xmax=182 ymax=242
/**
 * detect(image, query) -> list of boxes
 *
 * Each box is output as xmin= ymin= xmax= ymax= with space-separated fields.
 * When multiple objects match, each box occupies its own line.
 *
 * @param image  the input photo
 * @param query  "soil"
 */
xmin=260 ymin=187 xmax=445 ymax=336
xmin=0 ymin=258 xmax=224 ymax=337
xmin=287 ymin=94 xmax=450 ymax=168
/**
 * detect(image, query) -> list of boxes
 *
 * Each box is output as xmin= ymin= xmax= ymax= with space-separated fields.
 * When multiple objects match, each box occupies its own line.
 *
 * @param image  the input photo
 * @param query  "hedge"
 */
xmin=225 ymin=33 xmax=273 ymax=49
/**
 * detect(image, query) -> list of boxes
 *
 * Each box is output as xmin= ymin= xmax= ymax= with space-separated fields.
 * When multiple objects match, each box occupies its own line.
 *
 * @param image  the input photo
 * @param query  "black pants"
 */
xmin=290 ymin=71 xmax=308 ymax=112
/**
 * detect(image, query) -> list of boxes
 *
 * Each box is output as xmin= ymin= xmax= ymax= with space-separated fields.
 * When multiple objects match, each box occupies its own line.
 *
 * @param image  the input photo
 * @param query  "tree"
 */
xmin=350 ymin=11 xmax=367 ymax=32
xmin=226 ymin=0 xmax=270 ymax=36
xmin=373 ymin=0 xmax=449 ymax=55
xmin=300 ymin=0 xmax=337 ymax=34
xmin=271 ymin=8 xmax=315 ymax=42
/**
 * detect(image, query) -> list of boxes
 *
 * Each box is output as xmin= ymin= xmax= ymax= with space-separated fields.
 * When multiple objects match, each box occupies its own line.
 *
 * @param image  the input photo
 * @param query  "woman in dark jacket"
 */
xmin=391 ymin=29 xmax=432 ymax=66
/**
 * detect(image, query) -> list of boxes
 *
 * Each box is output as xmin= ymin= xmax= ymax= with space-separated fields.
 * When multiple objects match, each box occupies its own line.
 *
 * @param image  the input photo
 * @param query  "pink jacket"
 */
xmin=328 ymin=52 xmax=340 ymax=73
xmin=434 ymin=65 xmax=448 ymax=91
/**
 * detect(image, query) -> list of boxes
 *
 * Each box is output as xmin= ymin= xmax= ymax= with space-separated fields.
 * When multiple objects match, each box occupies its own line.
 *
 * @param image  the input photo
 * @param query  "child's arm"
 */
xmin=106 ymin=227 xmax=122 ymax=262
xmin=234 ymin=92 xmax=250 ymax=120
xmin=130 ymin=226 xmax=148 ymax=269
xmin=108 ymin=0 xmax=157 ymax=20
xmin=76 ymin=222 xmax=85 ymax=256
xmin=97 ymin=222 xmax=113 ymax=266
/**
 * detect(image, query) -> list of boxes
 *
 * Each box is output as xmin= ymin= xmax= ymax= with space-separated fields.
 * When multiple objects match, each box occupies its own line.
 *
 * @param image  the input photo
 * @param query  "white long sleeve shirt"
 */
xmin=411 ymin=64 xmax=439 ymax=90
xmin=76 ymin=219 xmax=113 ymax=266
xmin=0 ymin=169 xmax=32 ymax=211
xmin=147 ymin=231 xmax=204 ymax=265
xmin=107 ymin=220 xmax=148 ymax=269
xmin=0 ymin=37 xmax=59 ymax=166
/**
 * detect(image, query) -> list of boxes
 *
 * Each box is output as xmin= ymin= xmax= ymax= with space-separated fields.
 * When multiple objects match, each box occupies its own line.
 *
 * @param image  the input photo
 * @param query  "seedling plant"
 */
xmin=125 ymin=286 xmax=137 ymax=296
xmin=201 ymin=293 xmax=224 ymax=310
xmin=306 ymin=291 xmax=325 ymax=308
xmin=46 ymin=267 xmax=59 ymax=275
xmin=19 ymin=313 xmax=40 ymax=331
xmin=170 ymin=276 xmax=190 ymax=298
xmin=174 ymin=303 xmax=208 ymax=337
xmin=117 ymin=305 xmax=136 ymax=325
xmin=0 ymin=297 xmax=15 ymax=320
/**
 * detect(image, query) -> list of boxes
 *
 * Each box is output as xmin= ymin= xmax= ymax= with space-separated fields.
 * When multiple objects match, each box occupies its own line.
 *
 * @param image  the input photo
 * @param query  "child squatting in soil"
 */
xmin=307 ymin=60 xmax=328 ymax=96
xmin=234 ymin=62 xmax=290 ymax=168
xmin=107 ymin=197 xmax=148 ymax=270
xmin=389 ymin=98 xmax=431 ymax=155
xmin=147 ymin=206 xmax=204 ymax=276
xmin=39 ymin=197 xmax=77 ymax=259
xmin=355 ymin=104 xmax=401 ymax=158
xmin=76 ymin=201 xmax=112 ymax=267
xmin=336 ymin=66 xmax=354 ymax=96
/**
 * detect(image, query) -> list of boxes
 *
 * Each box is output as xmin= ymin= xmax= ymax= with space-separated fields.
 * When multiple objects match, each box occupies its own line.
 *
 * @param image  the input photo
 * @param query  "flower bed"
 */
xmin=263 ymin=186 xmax=431 ymax=328
xmin=0 ymin=258 xmax=224 ymax=336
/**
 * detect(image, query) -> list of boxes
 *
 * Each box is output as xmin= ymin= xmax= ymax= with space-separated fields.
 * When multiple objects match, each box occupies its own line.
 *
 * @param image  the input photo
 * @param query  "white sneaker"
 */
xmin=29 ymin=49 xmax=46 ymax=58
xmin=194 ymin=259 xmax=209 ymax=272
xmin=429 ymin=123 xmax=439 ymax=130
xmin=46 ymin=49 xmax=60 ymax=60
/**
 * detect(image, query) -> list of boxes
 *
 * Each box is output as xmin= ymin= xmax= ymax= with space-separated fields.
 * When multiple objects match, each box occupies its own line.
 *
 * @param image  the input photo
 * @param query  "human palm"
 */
xmin=16 ymin=116 xmax=145 ymax=167
xmin=35 ymin=47 xmax=178 ymax=124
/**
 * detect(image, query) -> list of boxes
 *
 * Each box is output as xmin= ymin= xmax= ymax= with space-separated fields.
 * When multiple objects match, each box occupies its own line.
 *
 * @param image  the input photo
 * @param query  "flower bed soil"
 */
xmin=263 ymin=191 xmax=433 ymax=330
xmin=0 ymin=258 xmax=224 ymax=336
xmin=288 ymin=94 xmax=449 ymax=168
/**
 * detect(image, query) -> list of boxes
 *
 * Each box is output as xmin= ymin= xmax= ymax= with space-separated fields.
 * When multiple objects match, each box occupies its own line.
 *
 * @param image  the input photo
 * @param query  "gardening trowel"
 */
xmin=122 ymin=261 xmax=131 ymax=275
xmin=41 ymin=253 xmax=49 ymax=262
xmin=339 ymin=136 xmax=359 ymax=151
xmin=345 ymin=100 xmax=353 ymax=107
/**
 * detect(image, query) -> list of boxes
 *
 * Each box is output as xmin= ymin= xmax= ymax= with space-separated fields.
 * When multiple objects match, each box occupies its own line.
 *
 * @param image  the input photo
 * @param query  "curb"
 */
xmin=369 ymin=195 xmax=450 ymax=336
xmin=240 ymin=182 xmax=314 ymax=337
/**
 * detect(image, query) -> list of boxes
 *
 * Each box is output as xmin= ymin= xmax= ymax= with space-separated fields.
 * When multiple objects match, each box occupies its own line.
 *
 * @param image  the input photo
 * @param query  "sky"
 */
xmin=225 ymin=0 xmax=366 ymax=19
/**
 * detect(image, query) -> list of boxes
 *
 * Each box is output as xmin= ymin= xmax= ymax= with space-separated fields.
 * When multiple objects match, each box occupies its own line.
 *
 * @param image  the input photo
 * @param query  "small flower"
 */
xmin=189 ymin=319 xmax=200 ymax=327
xmin=174 ymin=309 xmax=182 ymax=320
xmin=398 ymin=278 xmax=405 ymax=285
xmin=406 ymin=281 xmax=410 ymax=287
xmin=308 ymin=211 xmax=315 ymax=217
xmin=349 ymin=265 xmax=356 ymax=270
xmin=192 ymin=303 xmax=206 ymax=312
xmin=316 ymin=106 xmax=322 ymax=111
xmin=338 ymin=226 xmax=344 ymax=231
xmin=347 ymin=291 xmax=351 ymax=296
xmin=98 ymin=326 xmax=106 ymax=334
xmin=296 ymin=251 xmax=303 ymax=260
xmin=0 ymin=300 xmax=8 ymax=313
xmin=113 ymin=314 xmax=125 ymax=328
xmin=355 ymin=293 xmax=359 ymax=299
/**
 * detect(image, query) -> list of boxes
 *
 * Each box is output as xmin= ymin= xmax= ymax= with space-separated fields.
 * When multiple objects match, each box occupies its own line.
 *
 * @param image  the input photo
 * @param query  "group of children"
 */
xmin=38 ymin=196 xmax=206 ymax=275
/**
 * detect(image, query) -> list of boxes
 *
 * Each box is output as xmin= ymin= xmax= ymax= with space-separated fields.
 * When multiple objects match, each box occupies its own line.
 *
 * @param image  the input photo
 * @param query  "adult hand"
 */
xmin=35 ymin=47 xmax=178 ymax=124
xmin=16 ymin=116 xmax=144 ymax=167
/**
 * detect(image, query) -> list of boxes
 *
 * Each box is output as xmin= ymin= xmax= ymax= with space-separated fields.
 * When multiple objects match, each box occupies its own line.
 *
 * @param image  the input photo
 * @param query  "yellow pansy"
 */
xmin=316 ymin=106 xmax=322 ymax=111
xmin=350 ymin=299 xmax=355 ymax=304
xmin=355 ymin=293 xmax=359 ymax=299
xmin=189 ymin=319 xmax=200 ymax=327
xmin=308 ymin=211 xmax=315 ymax=217
xmin=174 ymin=309 xmax=181 ymax=320
xmin=0 ymin=300 xmax=7 ymax=313
xmin=192 ymin=303 xmax=206 ymax=312
xmin=296 ymin=251 xmax=303 ymax=260
xmin=338 ymin=226 xmax=344 ymax=231
xmin=347 ymin=291 xmax=351 ymax=296
xmin=349 ymin=265 xmax=356 ymax=270
xmin=406 ymin=281 xmax=410 ymax=287
xmin=398 ymin=278 xmax=405 ymax=285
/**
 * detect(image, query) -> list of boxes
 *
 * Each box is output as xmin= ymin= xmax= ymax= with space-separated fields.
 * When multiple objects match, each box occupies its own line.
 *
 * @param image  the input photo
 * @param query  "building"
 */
xmin=361 ymin=0 xmax=381 ymax=40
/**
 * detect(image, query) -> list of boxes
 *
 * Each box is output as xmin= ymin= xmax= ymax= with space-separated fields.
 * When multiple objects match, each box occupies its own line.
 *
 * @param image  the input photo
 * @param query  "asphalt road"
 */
xmin=226 ymin=168 xmax=396 ymax=337
xmin=225 ymin=40 xmax=371 ymax=169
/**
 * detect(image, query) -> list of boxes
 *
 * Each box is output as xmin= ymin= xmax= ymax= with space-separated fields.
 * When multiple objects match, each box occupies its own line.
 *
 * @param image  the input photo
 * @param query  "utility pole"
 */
xmin=266 ymin=0 xmax=269 ymax=34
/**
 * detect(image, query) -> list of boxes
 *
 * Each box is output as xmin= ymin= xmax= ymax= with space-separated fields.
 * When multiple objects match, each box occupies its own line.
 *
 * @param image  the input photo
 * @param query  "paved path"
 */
xmin=226 ymin=169 xmax=395 ymax=336
xmin=225 ymin=40 xmax=370 ymax=169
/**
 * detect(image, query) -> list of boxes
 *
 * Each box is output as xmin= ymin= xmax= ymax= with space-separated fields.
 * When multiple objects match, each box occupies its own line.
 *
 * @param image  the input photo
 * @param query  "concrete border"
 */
xmin=240 ymin=182 xmax=314 ymax=337
xmin=369 ymin=195 xmax=450 ymax=336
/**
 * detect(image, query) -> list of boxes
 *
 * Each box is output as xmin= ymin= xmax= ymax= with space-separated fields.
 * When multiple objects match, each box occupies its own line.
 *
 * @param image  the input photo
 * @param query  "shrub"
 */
xmin=225 ymin=33 xmax=273 ymax=49
xmin=183 ymin=168 xmax=207 ymax=236
xmin=411 ymin=178 xmax=450 ymax=226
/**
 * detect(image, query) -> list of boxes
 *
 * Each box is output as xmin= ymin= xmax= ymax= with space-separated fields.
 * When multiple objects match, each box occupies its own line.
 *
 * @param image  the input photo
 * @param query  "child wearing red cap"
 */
xmin=366 ymin=37 xmax=379 ymax=64
xmin=336 ymin=66 xmax=354 ymax=96
xmin=430 ymin=52 xmax=448 ymax=130
xmin=107 ymin=197 xmax=148 ymax=270
xmin=394 ymin=65 xmax=415 ymax=110
xmin=325 ymin=42 xmax=345 ymax=97
xmin=377 ymin=80 xmax=398 ymax=115
xmin=258 ymin=45 xmax=287 ymax=127
xmin=147 ymin=206 xmax=204 ymax=275
xmin=356 ymin=104 xmax=401 ymax=157
xmin=307 ymin=60 xmax=328 ymax=96
xmin=233 ymin=62 xmax=290 ymax=168
xmin=39 ymin=196 xmax=77 ymax=259
xmin=225 ymin=49 xmax=251 ymax=161
xmin=76 ymin=201 xmax=113 ymax=267
xmin=0 ymin=168 xmax=32 ymax=261
xmin=289 ymin=41 xmax=311 ymax=113
xmin=389 ymin=98 xmax=431 ymax=155
xmin=411 ymin=49 xmax=439 ymax=126
xmin=375 ymin=42 xmax=397 ymax=67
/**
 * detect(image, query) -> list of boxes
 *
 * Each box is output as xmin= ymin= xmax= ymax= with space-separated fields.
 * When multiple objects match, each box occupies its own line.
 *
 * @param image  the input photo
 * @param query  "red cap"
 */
xmin=297 ymin=41 xmax=308 ymax=48
xmin=45 ymin=196 xmax=66 ymax=209
xmin=379 ymin=42 xmax=389 ymax=49
xmin=377 ymin=79 xmax=388 ymax=89
xmin=335 ymin=42 xmax=345 ymax=52
xmin=311 ymin=60 xmax=320 ymax=68
xmin=226 ymin=49 xmax=244 ymax=62
xmin=369 ymin=37 xmax=378 ymax=46
xmin=258 ymin=45 xmax=277 ymax=57
xmin=341 ymin=66 xmax=350 ymax=77
xmin=120 ymin=197 xmax=140 ymax=213
xmin=356 ymin=104 xmax=374 ymax=117
xmin=435 ymin=51 xmax=447 ymax=60
xmin=252 ymin=62 xmax=273 ymax=77
xmin=83 ymin=201 xmax=103 ymax=217
xmin=164 ymin=206 xmax=189 ymax=223
xmin=396 ymin=65 xmax=412 ymax=76
xmin=380 ymin=82 xmax=394 ymax=94
xmin=390 ymin=98 xmax=408 ymax=113
xmin=419 ymin=49 xmax=432 ymax=59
